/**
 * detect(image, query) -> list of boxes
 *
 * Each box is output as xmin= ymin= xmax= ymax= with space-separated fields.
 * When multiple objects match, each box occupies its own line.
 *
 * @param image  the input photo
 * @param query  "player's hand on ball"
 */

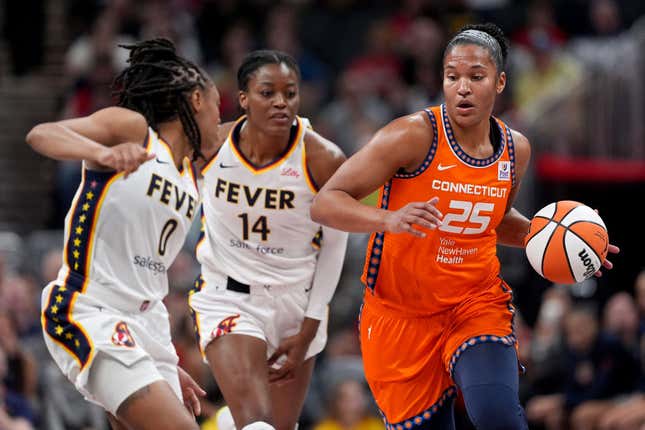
xmin=384 ymin=197 xmax=443 ymax=237
xmin=595 ymin=243 xmax=619 ymax=277
xmin=593 ymin=208 xmax=619 ymax=278
xmin=177 ymin=366 xmax=206 ymax=416
xmin=95 ymin=142 xmax=155 ymax=178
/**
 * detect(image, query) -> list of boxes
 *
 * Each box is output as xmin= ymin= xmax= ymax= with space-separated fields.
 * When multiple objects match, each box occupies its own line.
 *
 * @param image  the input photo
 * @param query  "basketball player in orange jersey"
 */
xmin=311 ymin=23 xmax=619 ymax=429
xmin=27 ymin=39 xmax=219 ymax=430
xmin=189 ymin=50 xmax=347 ymax=430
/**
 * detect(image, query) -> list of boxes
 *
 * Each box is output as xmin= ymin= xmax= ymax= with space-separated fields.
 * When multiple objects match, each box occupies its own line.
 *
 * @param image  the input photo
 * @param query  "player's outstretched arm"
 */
xmin=26 ymin=106 xmax=153 ymax=176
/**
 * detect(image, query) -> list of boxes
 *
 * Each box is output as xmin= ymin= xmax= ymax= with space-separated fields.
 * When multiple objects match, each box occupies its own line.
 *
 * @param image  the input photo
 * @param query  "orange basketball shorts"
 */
xmin=359 ymin=279 xmax=517 ymax=428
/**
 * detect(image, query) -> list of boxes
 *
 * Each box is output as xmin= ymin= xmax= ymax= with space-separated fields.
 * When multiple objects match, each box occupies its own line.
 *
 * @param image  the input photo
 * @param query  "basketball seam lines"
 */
xmin=563 ymin=220 xmax=604 ymax=263
xmin=530 ymin=206 xmax=604 ymax=281
xmin=540 ymin=202 xmax=577 ymax=280
xmin=536 ymin=216 xmax=605 ymax=262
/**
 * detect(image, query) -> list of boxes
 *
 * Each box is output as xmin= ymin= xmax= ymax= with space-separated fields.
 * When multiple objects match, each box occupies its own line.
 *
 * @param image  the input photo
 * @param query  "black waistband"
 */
xmin=227 ymin=276 xmax=250 ymax=294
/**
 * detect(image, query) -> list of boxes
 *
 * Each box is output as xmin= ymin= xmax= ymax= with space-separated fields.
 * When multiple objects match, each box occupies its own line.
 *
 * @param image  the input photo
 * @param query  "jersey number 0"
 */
xmin=158 ymin=219 xmax=178 ymax=256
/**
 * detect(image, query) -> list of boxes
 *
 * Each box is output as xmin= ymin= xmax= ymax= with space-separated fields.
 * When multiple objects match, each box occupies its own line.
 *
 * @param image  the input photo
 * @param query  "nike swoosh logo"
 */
xmin=155 ymin=158 xmax=169 ymax=164
xmin=219 ymin=163 xmax=239 ymax=168
xmin=437 ymin=164 xmax=456 ymax=171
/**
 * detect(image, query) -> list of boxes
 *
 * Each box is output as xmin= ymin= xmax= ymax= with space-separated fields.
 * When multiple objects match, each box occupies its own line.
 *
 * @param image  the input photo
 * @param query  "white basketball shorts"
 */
xmin=41 ymin=281 xmax=182 ymax=414
xmin=188 ymin=267 xmax=328 ymax=366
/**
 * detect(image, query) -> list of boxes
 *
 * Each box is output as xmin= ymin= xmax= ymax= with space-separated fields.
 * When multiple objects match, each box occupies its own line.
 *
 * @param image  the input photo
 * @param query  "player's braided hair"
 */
xmin=113 ymin=38 xmax=207 ymax=160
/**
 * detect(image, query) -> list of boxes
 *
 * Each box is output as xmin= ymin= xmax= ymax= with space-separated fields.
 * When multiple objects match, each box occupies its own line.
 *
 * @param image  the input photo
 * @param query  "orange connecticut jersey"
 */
xmin=362 ymin=104 xmax=517 ymax=315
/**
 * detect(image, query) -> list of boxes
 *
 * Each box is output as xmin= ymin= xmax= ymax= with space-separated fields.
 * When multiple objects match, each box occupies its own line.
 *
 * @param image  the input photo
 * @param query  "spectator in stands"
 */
xmin=316 ymin=69 xmax=393 ymax=155
xmin=588 ymin=0 xmax=624 ymax=37
xmin=635 ymin=269 xmax=645 ymax=324
xmin=398 ymin=17 xmax=445 ymax=112
xmin=264 ymin=4 xmax=331 ymax=117
xmin=529 ymin=303 xmax=639 ymax=429
xmin=0 ymin=310 xmax=38 ymax=404
xmin=0 ymin=318 xmax=36 ymax=427
xmin=603 ymin=292 xmax=640 ymax=354
xmin=313 ymin=379 xmax=382 ymax=430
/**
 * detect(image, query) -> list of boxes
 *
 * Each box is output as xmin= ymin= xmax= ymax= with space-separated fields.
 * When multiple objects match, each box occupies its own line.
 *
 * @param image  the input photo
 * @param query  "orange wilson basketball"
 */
xmin=525 ymin=201 xmax=609 ymax=284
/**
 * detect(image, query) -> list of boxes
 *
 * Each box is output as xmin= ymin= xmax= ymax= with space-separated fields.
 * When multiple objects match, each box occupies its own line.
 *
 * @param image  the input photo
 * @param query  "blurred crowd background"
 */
xmin=1 ymin=0 xmax=644 ymax=429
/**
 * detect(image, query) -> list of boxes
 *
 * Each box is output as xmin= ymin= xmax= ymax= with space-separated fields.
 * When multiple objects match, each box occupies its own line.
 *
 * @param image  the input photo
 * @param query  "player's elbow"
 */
xmin=26 ymin=123 xmax=48 ymax=148
xmin=310 ymin=193 xmax=326 ymax=225
xmin=311 ymin=191 xmax=338 ymax=226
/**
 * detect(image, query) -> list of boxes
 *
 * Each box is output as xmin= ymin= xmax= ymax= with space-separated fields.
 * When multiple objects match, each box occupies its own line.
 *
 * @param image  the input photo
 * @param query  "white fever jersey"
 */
xmin=197 ymin=115 xmax=321 ymax=286
xmin=54 ymin=127 xmax=199 ymax=303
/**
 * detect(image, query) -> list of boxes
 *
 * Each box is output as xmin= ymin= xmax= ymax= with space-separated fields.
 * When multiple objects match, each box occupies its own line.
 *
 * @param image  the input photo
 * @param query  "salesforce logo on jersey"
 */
xmin=133 ymin=255 xmax=167 ymax=274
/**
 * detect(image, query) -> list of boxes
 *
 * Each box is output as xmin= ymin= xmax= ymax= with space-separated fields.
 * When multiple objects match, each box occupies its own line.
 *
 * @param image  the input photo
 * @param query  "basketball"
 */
xmin=525 ymin=201 xmax=609 ymax=284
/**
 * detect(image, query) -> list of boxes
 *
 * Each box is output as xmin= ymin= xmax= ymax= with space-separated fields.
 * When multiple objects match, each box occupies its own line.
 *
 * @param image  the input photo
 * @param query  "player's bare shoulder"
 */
xmin=374 ymin=110 xmax=435 ymax=173
xmin=304 ymin=126 xmax=346 ymax=189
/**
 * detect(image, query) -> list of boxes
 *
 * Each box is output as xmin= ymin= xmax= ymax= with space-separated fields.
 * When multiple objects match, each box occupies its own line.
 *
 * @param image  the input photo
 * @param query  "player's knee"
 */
xmin=463 ymin=385 xmax=527 ymax=430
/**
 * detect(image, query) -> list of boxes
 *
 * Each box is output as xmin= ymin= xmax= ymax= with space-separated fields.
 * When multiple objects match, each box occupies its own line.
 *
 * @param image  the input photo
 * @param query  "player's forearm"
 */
xmin=26 ymin=123 xmax=105 ymax=162
xmin=497 ymin=207 xmax=530 ymax=247
xmin=311 ymin=189 xmax=389 ymax=233
xmin=299 ymin=317 xmax=321 ymax=342
xmin=305 ymin=225 xmax=348 ymax=320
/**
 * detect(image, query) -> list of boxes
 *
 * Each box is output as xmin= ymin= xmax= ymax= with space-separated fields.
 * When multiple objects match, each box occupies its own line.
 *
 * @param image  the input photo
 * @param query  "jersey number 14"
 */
xmin=237 ymin=213 xmax=271 ymax=241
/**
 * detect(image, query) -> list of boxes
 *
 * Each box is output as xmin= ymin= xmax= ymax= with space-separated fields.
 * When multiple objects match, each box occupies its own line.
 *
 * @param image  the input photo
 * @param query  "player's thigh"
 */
xmin=359 ymin=301 xmax=454 ymax=424
xmin=88 ymin=354 xmax=195 ymax=430
xmin=116 ymin=380 xmax=197 ymax=430
xmin=269 ymin=356 xmax=316 ymax=430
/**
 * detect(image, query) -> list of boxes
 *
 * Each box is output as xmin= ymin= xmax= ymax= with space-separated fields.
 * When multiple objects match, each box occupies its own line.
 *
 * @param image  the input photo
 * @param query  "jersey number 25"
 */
xmin=438 ymin=200 xmax=493 ymax=235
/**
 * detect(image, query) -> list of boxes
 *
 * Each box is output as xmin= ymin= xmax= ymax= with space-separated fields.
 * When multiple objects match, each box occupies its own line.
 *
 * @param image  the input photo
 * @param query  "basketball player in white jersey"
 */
xmin=189 ymin=50 xmax=348 ymax=430
xmin=26 ymin=39 xmax=220 ymax=430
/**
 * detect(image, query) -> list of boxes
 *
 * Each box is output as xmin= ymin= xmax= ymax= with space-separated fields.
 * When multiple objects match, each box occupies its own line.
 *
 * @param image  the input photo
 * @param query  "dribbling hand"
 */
xmin=384 ymin=196 xmax=443 ymax=237
xmin=95 ymin=143 xmax=155 ymax=178
xmin=593 ymin=208 xmax=620 ymax=278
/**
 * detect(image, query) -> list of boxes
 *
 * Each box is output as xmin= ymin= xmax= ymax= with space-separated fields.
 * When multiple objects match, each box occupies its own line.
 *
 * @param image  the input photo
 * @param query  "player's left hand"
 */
xmin=592 ymin=208 xmax=620 ymax=278
xmin=595 ymin=243 xmax=620 ymax=277
xmin=267 ymin=333 xmax=310 ymax=384
xmin=177 ymin=366 xmax=206 ymax=416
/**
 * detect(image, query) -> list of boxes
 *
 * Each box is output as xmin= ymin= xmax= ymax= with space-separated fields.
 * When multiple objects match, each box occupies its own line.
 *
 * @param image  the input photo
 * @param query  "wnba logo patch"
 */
xmin=498 ymin=161 xmax=510 ymax=181
xmin=111 ymin=322 xmax=136 ymax=347
xmin=213 ymin=315 xmax=240 ymax=338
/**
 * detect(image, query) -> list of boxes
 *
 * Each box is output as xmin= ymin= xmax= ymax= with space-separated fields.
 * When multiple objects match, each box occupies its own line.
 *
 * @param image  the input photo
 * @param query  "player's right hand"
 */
xmin=95 ymin=143 xmax=155 ymax=178
xmin=383 ymin=196 xmax=443 ymax=237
